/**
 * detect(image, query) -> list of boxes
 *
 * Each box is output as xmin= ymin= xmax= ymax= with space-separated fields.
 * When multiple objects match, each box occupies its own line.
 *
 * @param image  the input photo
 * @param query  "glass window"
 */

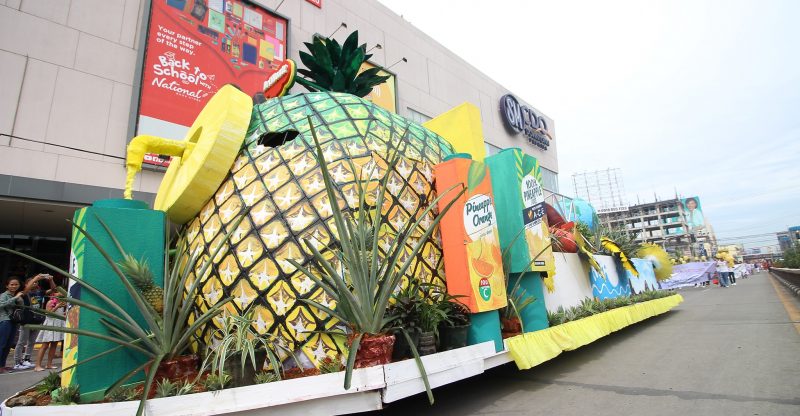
xmin=540 ymin=166 xmax=559 ymax=193
xmin=406 ymin=107 xmax=432 ymax=124
xmin=485 ymin=142 xmax=503 ymax=157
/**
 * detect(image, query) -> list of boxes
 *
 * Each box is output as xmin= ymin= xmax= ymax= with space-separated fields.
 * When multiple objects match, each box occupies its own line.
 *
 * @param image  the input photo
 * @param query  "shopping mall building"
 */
xmin=0 ymin=0 xmax=559 ymax=274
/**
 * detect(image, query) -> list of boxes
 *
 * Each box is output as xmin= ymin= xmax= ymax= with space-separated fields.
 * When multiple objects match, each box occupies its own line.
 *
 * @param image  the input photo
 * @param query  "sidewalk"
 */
xmin=1 ymin=347 xmax=62 ymax=402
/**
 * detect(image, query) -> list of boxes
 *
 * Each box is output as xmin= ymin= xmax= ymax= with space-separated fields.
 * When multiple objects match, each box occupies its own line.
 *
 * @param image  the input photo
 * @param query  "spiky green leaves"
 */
xmin=296 ymin=31 xmax=390 ymax=97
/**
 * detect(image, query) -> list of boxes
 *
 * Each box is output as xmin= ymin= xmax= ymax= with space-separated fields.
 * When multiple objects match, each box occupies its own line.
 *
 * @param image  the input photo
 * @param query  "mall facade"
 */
xmin=0 ymin=0 xmax=559 ymax=274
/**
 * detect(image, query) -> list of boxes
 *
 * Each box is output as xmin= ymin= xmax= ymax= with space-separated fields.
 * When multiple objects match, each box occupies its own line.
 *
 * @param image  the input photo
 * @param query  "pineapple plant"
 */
xmin=118 ymin=254 xmax=164 ymax=314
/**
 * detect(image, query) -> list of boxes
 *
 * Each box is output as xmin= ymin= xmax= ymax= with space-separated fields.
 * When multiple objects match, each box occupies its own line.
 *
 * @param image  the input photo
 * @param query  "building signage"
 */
xmin=597 ymin=206 xmax=630 ymax=214
xmin=136 ymin=0 xmax=289 ymax=167
xmin=499 ymin=94 xmax=551 ymax=151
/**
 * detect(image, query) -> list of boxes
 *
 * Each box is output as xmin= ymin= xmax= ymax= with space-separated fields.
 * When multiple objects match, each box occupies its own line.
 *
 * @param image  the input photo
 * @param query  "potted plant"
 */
xmin=415 ymin=299 xmax=447 ymax=356
xmin=0 ymin=214 xmax=247 ymax=416
xmin=437 ymin=294 xmax=471 ymax=351
xmin=500 ymin=286 xmax=532 ymax=338
xmin=288 ymin=117 xmax=466 ymax=404
xmin=199 ymin=307 xmax=285 ymax=389
xmin=498 ymin=231 xmax=555 ymax=338
xmin=387 ymin=282 xmax=424 ymax=360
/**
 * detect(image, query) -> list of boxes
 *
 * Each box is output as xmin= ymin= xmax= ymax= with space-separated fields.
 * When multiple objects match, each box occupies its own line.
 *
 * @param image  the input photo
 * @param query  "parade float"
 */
xmin=1 ymin=30 xmax=683 ymax=416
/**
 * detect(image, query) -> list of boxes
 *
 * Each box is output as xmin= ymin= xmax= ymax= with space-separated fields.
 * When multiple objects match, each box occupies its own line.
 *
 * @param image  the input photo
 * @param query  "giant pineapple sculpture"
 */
xmin=124 ymin=31 xmax=458 ymax=367
xmin=180 ymin=94 xmax=455 ymax=367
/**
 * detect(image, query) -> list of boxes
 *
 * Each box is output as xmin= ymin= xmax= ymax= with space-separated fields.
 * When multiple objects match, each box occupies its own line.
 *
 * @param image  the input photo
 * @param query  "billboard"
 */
xmin=359 ymin=61 xmax=397 ymax=113
xmin=681 ymin=196 xmax=706 ymax=230
xmin=136 ymin=0 xmax=289 ymax=167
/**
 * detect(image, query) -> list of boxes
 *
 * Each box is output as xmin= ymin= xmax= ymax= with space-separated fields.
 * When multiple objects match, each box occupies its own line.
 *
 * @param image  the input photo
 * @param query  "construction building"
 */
xmin=777 ymin=226 xmax=800 ymax=253
xmin=599 ymin=197 xmax=717 ymax=258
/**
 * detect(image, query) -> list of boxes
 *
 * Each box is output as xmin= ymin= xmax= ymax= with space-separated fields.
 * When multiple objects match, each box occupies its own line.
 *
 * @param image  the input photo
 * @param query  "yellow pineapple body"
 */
xmin=182 ymin=92 xmax=455 ymax=367
xmin=144 ymin=286 xmax=164 ymax=314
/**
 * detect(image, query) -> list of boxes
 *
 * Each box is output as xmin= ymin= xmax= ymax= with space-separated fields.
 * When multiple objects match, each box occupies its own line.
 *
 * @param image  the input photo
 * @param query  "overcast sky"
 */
xmin=378 ymin=0 xmax=800 ymax=251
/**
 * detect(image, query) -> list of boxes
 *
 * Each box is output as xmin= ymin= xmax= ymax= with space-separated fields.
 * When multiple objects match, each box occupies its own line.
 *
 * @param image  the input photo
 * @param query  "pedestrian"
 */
xmin=34 ymin=293 xmax=66 ymax=371
xmin=728 ymin=263 xmax=737 ymax=286
xmin=716 ymin=259 xmax=730 ymax=287
xmin=0 ymin=277 xmax=25 ymax=372
xmin=13 ymin=273 xmax=56 ymax=370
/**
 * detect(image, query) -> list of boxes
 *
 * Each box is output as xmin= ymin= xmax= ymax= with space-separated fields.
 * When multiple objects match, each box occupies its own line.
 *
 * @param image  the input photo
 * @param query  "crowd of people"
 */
xmin=0 ymin=273 xmax=66 ymax=374
xmin=713 ymin=260 xmax=756 ymax=287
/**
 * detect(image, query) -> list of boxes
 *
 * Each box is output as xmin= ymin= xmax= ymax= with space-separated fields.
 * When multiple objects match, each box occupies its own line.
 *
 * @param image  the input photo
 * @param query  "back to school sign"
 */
xmin=137 ymin=0 xmax=288 ymax=167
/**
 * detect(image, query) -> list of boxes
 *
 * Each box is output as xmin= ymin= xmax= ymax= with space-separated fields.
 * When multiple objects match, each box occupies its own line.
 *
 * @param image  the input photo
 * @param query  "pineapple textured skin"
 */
xmin=181 ymin=92 xmax=455 ymax=366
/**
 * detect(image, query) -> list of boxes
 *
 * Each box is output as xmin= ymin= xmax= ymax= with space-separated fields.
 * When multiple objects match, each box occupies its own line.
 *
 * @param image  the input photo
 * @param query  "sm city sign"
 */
xmin=500 ymin=94 xmax=551 ymax=151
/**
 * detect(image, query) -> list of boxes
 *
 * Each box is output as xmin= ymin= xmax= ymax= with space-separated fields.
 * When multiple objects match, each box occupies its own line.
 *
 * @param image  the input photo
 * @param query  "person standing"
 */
xmin=0 ymin=277 xmax=24 ymax=372
xmin=34 ymin=294 xmax=66 ymax=371
xmin=13 ymin=273 xmax=56 ymax=370
xmin=716 ymin=259 xmax=730 ymax=287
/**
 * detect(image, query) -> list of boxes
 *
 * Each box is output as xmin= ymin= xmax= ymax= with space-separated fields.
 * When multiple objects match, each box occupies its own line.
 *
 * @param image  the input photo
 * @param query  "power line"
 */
xmin=1 ymin=133 xmax=126 ymax=160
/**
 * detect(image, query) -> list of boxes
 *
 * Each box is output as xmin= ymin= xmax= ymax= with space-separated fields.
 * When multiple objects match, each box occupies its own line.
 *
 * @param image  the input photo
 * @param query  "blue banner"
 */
xmin=627 ymin=258 xmax=659 ymax=294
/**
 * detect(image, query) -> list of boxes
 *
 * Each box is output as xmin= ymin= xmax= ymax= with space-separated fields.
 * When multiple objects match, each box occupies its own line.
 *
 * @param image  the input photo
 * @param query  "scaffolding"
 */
xmin=571 ymin=168 xmax=628 ymax=213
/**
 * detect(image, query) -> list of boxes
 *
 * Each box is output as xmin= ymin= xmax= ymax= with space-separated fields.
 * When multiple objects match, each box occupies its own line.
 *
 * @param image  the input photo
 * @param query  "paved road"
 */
xmin=2 ymin=272 xmax=797 ymax=415
xmin=0 ymin=355 xmax=62 ymax=401
xmin=366 ymin=271 xmax=800 ymax=416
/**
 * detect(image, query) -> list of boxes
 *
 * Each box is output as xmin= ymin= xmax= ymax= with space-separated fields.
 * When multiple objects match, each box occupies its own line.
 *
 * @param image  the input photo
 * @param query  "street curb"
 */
xmin=770 ymin=272 xmax=800 ymax=297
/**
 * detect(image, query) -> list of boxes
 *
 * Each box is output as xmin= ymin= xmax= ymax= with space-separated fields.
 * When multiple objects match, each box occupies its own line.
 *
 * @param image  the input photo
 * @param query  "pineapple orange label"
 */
xmin=434 ymin=157 xmax=507 ymax=313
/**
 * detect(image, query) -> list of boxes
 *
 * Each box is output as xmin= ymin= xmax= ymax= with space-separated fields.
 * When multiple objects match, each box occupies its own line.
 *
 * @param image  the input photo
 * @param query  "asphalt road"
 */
xmin=2 ymin=272 xmax=797 ymax=416
xmin=365 ymin=271 xmax=800 ymax=416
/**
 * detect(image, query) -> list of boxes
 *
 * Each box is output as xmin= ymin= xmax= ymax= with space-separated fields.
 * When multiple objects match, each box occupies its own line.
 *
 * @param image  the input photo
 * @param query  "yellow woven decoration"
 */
xmin=574 ymin=227 xmax=604 ymax=279
xmin=506 ymin=294 xmax=684 ymax=369
xmin=542 ymin=271 xmax=555 ymax=293
xmin=637 ymin=243 xmax=673 ymax=281
xmin=600 ymin=237 xmax=639 ymax=277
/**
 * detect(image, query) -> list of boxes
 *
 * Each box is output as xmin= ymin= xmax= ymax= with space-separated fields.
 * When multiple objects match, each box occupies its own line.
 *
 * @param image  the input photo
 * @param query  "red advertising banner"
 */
xmin=306 ymin=0 xmax=322 ymax=8
xmin=137 ymin=0 xmax=288 ymax=167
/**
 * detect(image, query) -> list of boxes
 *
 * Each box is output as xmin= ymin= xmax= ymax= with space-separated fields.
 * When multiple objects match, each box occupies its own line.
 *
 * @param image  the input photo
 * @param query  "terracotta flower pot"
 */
xmin=283 ymin=367 xmax=321 ymax=379
xmin=146 ymin=354 xmax=200 ymax=382
xmin=353 ymin=333 xmax=395 ymax=368
xmin=501 ymin=317 xmax=522 ymax=339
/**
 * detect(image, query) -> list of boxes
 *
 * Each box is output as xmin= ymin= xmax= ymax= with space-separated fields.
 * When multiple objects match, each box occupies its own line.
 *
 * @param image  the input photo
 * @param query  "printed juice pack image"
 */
xmin=486 ymin=148 xmax=555 ymax=332
xmin=434 ymin=155 xmax=507 ymax=313
xmin=485 ymin=148 xmax=555 ymax=277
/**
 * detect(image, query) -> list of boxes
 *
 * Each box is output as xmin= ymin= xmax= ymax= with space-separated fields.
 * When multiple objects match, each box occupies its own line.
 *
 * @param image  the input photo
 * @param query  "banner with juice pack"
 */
xmin=485 ymin=148 xmax=555 ymax=276
xmin=485 ymin=148 xmax=554 ymax=332
xmin=434 ymin=155 xmax=507 ymax=313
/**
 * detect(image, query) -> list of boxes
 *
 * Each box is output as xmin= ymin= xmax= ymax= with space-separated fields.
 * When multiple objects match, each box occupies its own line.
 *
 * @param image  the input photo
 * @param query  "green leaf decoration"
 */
xmin=522 ymin=155 xmax=537 ymax=176
xmin=295 ymin=30 xmax=390 ymax=97
xmin=466 ymin=160 xmax=486 ymax=193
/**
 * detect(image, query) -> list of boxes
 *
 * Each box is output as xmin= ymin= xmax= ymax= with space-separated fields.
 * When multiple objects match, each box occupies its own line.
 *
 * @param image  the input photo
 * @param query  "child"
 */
xmin=34 ymin=295 xmax=65 ymax=371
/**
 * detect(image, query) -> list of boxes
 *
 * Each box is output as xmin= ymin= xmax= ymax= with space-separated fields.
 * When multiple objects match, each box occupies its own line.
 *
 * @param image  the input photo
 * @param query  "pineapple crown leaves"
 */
xmin=117 ymin=254 xmax=155 ymax=287
xmin=296 ymin=30 xmax=390 ymax=97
